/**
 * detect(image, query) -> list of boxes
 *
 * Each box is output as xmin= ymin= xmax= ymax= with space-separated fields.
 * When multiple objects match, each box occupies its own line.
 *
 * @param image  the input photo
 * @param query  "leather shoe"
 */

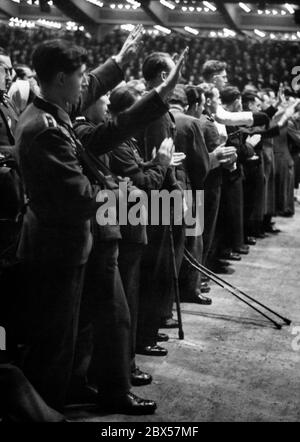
xmin=233 ymin=246 xmax=249 ymax=255
xmin=131 ymin=367 xmax=152 ymax=386
xmin=220 ymin=251 xmax=241 ymax=261
xmin=265 ymin=225 xmax=281 ymax=234
xmin=200 ymin=282 xmax=211 ymax=293
xmin=185 ymin=290 xmax=212 ymax=305
xmin=97 ymin=392 xmax=157 ymax=415
xmin=156 ymin=332 xmax=169 ymax=342
xmin=255 ymin=232 xmax=268 ymax=238
xmin=245 ymin=236 xmax=256 ymax=245
xmin=160 ymin=318 xmax=178 ymax=328
xmin=210 ymin=264 xmax=235 ymax=275
xmin=136 ymin=344 xmax=168 ymax=356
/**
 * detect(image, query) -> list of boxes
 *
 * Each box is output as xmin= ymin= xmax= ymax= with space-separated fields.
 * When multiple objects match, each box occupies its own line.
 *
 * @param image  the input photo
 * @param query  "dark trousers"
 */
xmin=74 ymin=240 xmax=131 ymax=397
xmin=243 ymin=154 xmax=265 ymax=235
xmin=263 ymin=146 xmax=276 ymax=217
xmin=137 ymin=224 xmax=185 ymax=348
xmin=118 ymin=242 xmax=144 ymax=371
xmin=217 ymin=174 xmax=244 ymax=252
xmin=274 ymin=151 xmax=295 ymax=215
xmin=179 ymin=234 xmax=203 ymax=299
xmin=202 ymin=184 xmax=222 ymax=267
xmin=21 ymin=263 xmax=85 ymax=411
xmin=0 ymin=364 xmax=64 ymax=422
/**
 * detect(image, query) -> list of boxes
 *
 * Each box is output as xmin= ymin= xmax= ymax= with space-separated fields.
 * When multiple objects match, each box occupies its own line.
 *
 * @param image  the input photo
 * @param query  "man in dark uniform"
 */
xmin=140 ymin=51 xmax=188 ymax=336
xmin=0 ymin=48 xmax=24 ymax=257
xmin=168 ymin=85 xmax=211 ymax=304
xmin=72 ymin=59 xmax=186 ymax=409
xmin=14 ymin=30 xmax=162 ymax=414
xmin=198 ymin=83 xmax=237 ymax=272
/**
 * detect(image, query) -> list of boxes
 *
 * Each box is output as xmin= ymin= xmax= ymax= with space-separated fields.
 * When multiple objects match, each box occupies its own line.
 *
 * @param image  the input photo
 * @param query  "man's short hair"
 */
xmin=242 ymin=92 xmax=259 ymax=110
xmin=14 ymin=65 xmax=31 ymax=80
xmin=0 ymin=47 xmax=8 ymax=56
xmin=169 ymin=84 xmax=188 ymax=107
xmin=220 ymin=86 xmax=241 ymax=106
xmin=185 ymin=85 xmax=204 ymax=107
xmin=109 ymin=85 xmax=140 ymax=114
xmin=202 ymin=60 xmax=227 ymax=82
xmin=32 ymin=39 xmax=87 ymax=84
xmin=142 ymin=52 xmax=172 ymax=82
xmin=198 ymin=82 xmax=217 ymax=100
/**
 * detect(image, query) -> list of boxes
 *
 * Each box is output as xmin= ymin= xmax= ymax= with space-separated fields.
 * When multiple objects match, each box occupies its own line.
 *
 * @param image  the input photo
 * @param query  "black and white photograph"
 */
xmin=0 ymin=0 xmax=300 ymax=430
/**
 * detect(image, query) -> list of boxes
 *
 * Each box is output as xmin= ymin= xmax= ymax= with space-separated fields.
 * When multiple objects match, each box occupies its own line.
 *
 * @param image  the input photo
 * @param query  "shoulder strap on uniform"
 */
xmin=42 ymin=113 xmax=57 ymax=128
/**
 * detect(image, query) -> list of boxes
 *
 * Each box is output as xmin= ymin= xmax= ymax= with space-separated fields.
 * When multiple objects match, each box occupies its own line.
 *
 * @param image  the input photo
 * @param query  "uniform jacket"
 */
xmin=74 ymin=89 xmax=169 ymax=244
xmin=170 ymin=109 xmax=210 ymax=191
xmin=109 ymin=138 xmax=169 ymax=192
xmin=15 ymin=58 xmax=124 ymax=266
xmin=199 ymin=113 xmax=223 ymax=188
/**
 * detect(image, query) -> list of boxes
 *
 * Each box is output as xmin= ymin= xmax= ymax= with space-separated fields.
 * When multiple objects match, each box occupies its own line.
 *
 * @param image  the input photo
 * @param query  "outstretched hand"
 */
xmin=116 ymin=25 xmax=144 ymax=67
xmin=152 ymin=137 xmax=175 ymax=168
xmin=156 ymin=47 xmax=189 ymax=101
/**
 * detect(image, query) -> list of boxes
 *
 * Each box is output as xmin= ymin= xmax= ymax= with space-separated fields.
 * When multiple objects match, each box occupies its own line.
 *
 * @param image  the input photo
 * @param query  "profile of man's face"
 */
xmin=61 ymin=64 xmax=87 ymax=105
xmin=160 ymin=57 xmax=175 ymax=82
xmin=213 ymin=69 xmax=228 ymax=91
xmin=249 ymin=97 xmax=262 ymax=113
xmin=0 ymin=55 xmax=13 ymax=92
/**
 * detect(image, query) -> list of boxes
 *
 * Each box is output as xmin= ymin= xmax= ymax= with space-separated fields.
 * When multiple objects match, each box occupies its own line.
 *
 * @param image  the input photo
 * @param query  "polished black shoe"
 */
xmin=97 ymin=392 xmax=157 ymax=415
xmin=216 ymin=259 xmax=231 ymax=267
xmin=220 ymin=251 xmax=241 ymax=261
xmin=210 ymin=264 xmax=235 ymax=275
xmin=156 ymin=332 xmax=169 ymax=342
xmin=65 ymin=384 xmax=98 ymax=406
xmin=245 ymin=236 xmax=256 ymax=246
xmin=136 ymin=344 xmax=168 ymax=356
xmin=265 ymin=225 xmax=281 ymax=234
xmin=131 ymin=367 xmax=152 ymax=386
xmin=233 ymin=246 xmax=249 ymax=255
xmin=200 ymin=282 xmax=211 ymax=293
xmin=160 ymin=318 xmax=179 ymax=328
xmin=255 ymin=232 xmax=267 ymax=239
xmin=185 ymin=290 xmax=212 ymax=305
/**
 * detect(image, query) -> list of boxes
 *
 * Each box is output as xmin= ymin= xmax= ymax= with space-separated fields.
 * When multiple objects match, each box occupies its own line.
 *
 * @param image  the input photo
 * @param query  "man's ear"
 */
xmin=161 ymin=71 xmax=167 ymax=82
xmin=56 ymin=71 xmax=66 ymax=87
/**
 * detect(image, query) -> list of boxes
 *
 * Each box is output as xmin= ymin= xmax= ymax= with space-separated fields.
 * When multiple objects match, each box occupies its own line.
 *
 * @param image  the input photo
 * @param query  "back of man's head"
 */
xmin=109 ymin=84 xmax=140 ymax=115
xmin=242 ymin=92 xmax=258 ymax=110
xmin=220 ymin=86 xmax=241 ymax=106
xmin=32 ymin=39 xmax=87 ymax=85
xmin=142 ymin=52 xmax=172 ymax=83
xmin=198 ymin=82 xmax=216 ymax=101
xmin=202 ymin=60 xmax=227 ymax=82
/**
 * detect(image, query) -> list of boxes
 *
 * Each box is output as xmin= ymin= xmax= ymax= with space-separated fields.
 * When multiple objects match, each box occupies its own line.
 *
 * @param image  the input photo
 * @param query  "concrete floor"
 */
xmin=68 ymin=205 xmax=300 ymax=422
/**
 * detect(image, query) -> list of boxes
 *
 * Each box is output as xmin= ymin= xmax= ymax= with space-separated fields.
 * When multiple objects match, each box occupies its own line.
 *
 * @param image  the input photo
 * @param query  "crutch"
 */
xmin=169 ymin=222 xmax=184 ymax=340
xmin=184 ymin=248 xmax=291 ymax=329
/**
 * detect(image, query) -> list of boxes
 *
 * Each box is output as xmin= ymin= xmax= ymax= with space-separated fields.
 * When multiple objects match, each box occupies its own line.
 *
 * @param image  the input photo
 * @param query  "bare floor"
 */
xmin=68 ymin=205 xmax=300 ymax=422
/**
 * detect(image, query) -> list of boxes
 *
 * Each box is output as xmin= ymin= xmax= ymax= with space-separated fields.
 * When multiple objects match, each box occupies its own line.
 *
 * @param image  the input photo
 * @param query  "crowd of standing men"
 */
xmin=0 ymin=25 xmax=300 ymax=421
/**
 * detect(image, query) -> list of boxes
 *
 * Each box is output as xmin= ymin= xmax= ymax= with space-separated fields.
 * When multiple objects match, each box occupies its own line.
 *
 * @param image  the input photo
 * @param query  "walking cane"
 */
xmin=169 ymin=222 xmax=184 ymax=340
xmin=184 ymin=248 xmax=291 ymax=329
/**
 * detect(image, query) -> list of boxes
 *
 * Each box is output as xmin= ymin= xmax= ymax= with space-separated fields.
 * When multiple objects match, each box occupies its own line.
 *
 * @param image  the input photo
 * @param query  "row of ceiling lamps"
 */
xmin=7 ymin=16 xmax=85 ymax=31
xmin=86 ymin=0 xmax=140 ymax=8
xmin=159 ymin=1 xmax=295 ymax=15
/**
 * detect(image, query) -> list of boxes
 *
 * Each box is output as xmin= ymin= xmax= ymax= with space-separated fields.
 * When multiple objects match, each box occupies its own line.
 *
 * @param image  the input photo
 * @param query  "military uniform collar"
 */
xmin=34 ymin=96 xmax=73 ymax=127
xmin=203 ymin=109 xmax=215 ymax=122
